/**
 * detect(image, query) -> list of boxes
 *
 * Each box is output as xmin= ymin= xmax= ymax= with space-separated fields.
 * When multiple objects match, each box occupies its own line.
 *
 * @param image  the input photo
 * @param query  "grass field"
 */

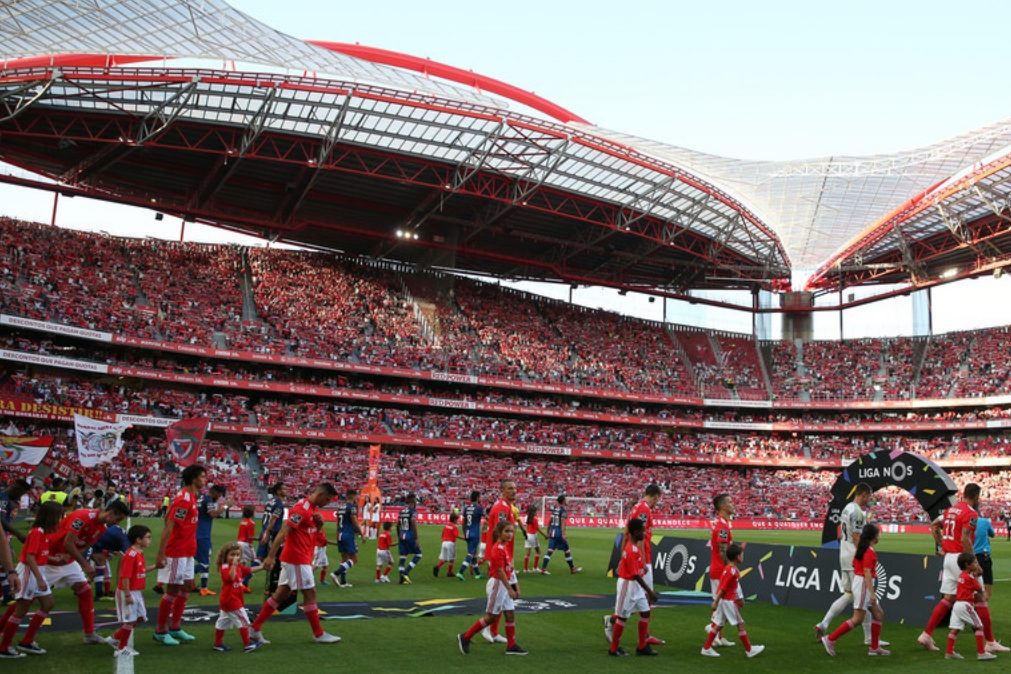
xmin=5 ymin=519 xmax=1010 ymax=673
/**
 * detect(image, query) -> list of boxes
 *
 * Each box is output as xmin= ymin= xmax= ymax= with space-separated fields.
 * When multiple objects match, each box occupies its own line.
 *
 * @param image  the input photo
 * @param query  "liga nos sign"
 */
xmin=640 ymin=536 xmax=942 ymax=624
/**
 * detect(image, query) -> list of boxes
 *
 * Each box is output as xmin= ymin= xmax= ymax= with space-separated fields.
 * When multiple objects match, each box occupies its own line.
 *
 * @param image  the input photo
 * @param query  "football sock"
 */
xmin=637 ymin=617 xmax=650 ymax=649
xmin=610 ymin=616 xmax=626 ymax=652
xmin=565 ymin=551 xmax=575 ymax=569
xmin=447 ymin=564 xmax=454 ymax=575
xmin=924 ymin=598 xmax=952 ymax=636
xmin=541 ymin=552 xmax=552 ymax=569
xmin=505 ymin=621 xmax=516 ymax=648
xmin=303 ymin=603 xmax=323 ymax=638
xmin=828 ymin=619 xmax=854 ymax=642
xmin=252 ymin=596 xmax=278 ymax=631
xmin=338 ymin=560 xmax=354 ymax=579
xmin=21 ymin=610 xmax=47 ymax=644
xmin=975 ymin=628 xmax=986 ymax=655
xmin=408 ymin=553 xmax=422 ymax=573
xmin=0 ymin=615 xmax=20 ymax=650
xmin=94 ymin=569 xmax=105 ymax=598
xmin=214 ymin=629 xmax=225 ymax=647
xmin=863 ymin=615 xmax=872 ymax=642
xmin=156 ymin=592 xmax=176 ymax=633
xmin=975 ymin=602 xmax=994 ymax=642
xmin=947 ymin=630 xmax=957 ymax=655
xmin=398 ymin=556 xmax=406 ymax=575
xmin=0 ymin=603 xmax=16 ymax=631
xmin=819 ymin=592 xmax=851 ymax=630
xmin=870 ymin=620 xmax=882 ymax=649
xmin=533 ymin=554 xmax=540 ymax=568
xmin=703 ymin=622 xmax=718 ymax=649
xmin=200 ymin=573 xmax=209 ymax=589
xmin=490 ymin=614 xmax=502 ymax=636
xmin=77 ymin=584 xmax=95 ymax=635
xmin=460 ymin=556 xmax=472 ymax=573
xmin=383 ymin=565 xmax=392 ymax=577
xmin=739 ymin=629 xmax=752 ymax=652
xmin=170 ymin=591 xmax=189 ymax=631
xmin=375 ymin=567 xmax=382 ymax=580
xmin=115 ymin=623 xmax=134 ymax=650
xmin=523 ymin=554 xmax=529 ymax=571
xmin=463 ymin=618 xmax=488 ymax=640
xmin=239 ymin=626 xmax=251 ymax=646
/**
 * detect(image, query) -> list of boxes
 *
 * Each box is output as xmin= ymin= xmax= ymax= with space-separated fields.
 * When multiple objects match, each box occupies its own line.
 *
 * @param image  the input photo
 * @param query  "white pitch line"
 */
xmin=114 ymin=631 xmax=134 ymax=674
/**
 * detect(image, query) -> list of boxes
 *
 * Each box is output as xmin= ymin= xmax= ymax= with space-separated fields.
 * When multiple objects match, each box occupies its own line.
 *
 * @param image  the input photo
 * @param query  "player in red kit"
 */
xmin=153 ymin=464 xmax=207 ymax=646
xmin=237 ymin=505 xmax=256 ymax=590
xmin=480 ymin=479 xmax=517 ymax=644
xmin=250 ymin=483 xmax=340 ymax=645
xmin=434 ymin=513 xmax=461 ymax=577
xmin=606 ymin=483 xmax=664 ymax=647
xmin=919 ymin=483 xmax=1007 ymax=653
xmin=521 ymin=505 xmax=545 ymax=573
xmin=821 ymin=523 xmax=889 ymax=656
xmin=705 ymin=494 xmax=737 ymax=648
xmin=457 ymin=521 xmax=527 ymax=656
xmin=945 ymin=552 xmax=997 ymax=660
xmin=43 ymin=499 xmax=130 ymax=645
xmin=607 ymin=517 xmax=659 ymax=657
xmin=701 ymin=542 xmax=764 ymax=658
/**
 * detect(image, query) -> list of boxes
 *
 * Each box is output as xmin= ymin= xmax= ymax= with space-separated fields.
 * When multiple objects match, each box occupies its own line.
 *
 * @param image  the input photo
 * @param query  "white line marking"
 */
xmin=114 ymin=631 xmax=134 ymax=674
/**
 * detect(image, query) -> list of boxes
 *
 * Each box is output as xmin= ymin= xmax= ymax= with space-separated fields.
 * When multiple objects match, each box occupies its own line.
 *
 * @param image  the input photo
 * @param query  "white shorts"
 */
xmin=614 ymin=577 xmax=649 ymax=618
xmin=278 ymin=562 xmax=316 ymax=591
xmin=711 ymin=578 xmax=744 ymax=600
xmin=376 ymin=549 xmax=393 ymax=566
xmin=238 ymin=542 xmax=255 ymax=565
xmin=43 ymin=561 xmax=87 ymax=589
xmin=950 ymin=600 xmax=984 ymax=631
xmin=485 ymin=577 xmax=515 ymax=614
xmin=940 ymin=553 xmax=961 ymax=595
xmin=523 ymin=533 xmax=539 ymax=549
xmin=312 ymin=546 xmax=328 ymax=569
xmin=852 ymin=575 xmax=875 ymax=611
xmin=157 ymin=556 xmax=196 ymax=584
xmin=16 ymin=563 xmax=52 ymax=601
xmin=215 ymin=608 xmax=251 ymax=630
xmin=711 ymin=598 xmax=744 ymax=627
xmin=115 ymin=590 xmax=147 ymax=624
xmin=839 ymin=569 xmax=854 ymax=594
xmin=439 ymin=541 xmax=456 ymax=562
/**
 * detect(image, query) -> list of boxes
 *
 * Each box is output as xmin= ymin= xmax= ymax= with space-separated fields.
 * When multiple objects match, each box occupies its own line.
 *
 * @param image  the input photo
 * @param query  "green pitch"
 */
xmin=7 ymin=520 xmax=1010 ymax=673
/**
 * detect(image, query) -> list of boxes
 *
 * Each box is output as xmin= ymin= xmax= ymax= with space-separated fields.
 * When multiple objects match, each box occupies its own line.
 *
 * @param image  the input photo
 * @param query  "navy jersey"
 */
xmin=197 ymin=494 xmax=217 ymax=539
xmin=462 ymin=503 xmax=484 ymax=539
xmin=398 ymin=506 xmax=416 ymax=540
xmin=262 ymin=495 xmax=284 ymax=537
xmin=338 ymin=502 xmax=358 ymax=537
xmin=548 ymin=505 xmax=566 ymax=539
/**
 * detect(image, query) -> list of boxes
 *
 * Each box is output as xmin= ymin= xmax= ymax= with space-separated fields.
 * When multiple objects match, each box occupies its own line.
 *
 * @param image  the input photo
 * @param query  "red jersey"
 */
xmin=117 ymin=547 xmax=147 ymax=591
xmin=485 ymin=499 xmax=516 ymax=558
xmin=377 ymin=531 xmax=392 ymax=551
xmin=219 ymin=563 xmax=251 ymax=611
xmin=616 ymin=540 xmax=645 ymax=580
xmin=525 ymin=517 xmax=539 ymax=535
xmin=853 ymin=547 xmax=877 ymax=576
xmin=279 ymin=498 xmax=319 ymax=565
xmin=165 ymin=489 xmax=199 ymax=558
xmin=486 ymin=541 xmax=513 ymax=580
xmin=956 ymin=570 xmax=982 ymax=603
xmin=441 ymin=524 xmax=459 ymax=543
xmin=19 ymin=527 xmax=50 ymax=566
xmin=714 ymin=564 xmax=741 ymax=600
xmin=48 ymin=508 xmax=108 ymax=565
xmin=237 ymin=518 xmax=255 ymax=544
xmin=629 ymin=500 xmax=654 ymax=561
xmin=940 ymin=502 xmax=978 ymax=554
xmin=709 ymin=515 xmax=733 ymax=580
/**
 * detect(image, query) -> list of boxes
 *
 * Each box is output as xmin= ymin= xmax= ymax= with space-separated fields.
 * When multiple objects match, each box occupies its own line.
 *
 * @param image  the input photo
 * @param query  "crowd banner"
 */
xmin=165 ymin=417 xmax=210 ymax=467
xmin=73 ymin=414 xmax=131 ymax=467
xmin=610 ymin=536 xmax=943 ymax=624
xmin=821 ymin=451 xmax=959 ymax=544
xmin=0 ymin=434 xmax=53 ymax=465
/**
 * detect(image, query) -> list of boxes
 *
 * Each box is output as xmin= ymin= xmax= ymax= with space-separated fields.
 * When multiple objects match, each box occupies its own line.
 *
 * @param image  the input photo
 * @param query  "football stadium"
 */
xmin=0 ymin=1 xmax=1010 ymax=672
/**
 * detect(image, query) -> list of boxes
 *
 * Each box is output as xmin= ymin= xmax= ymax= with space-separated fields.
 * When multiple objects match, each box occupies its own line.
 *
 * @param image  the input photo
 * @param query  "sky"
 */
xmin=4 ymin=0 xmax=1011 ymax=338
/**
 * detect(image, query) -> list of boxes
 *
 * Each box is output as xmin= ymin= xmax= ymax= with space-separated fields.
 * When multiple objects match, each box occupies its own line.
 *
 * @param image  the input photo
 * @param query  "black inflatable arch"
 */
xmin=821 ymin=450 xmax=959 ymax=545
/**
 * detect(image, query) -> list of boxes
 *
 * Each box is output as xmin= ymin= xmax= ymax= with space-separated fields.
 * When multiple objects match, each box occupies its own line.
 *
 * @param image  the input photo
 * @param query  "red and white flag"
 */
xmin=74 ymin=414 xmax=131 ymax=468
xmin=165 ymin=417 xmax=210 ymax=467
xmin=0 ymin=435 xmax=53 ymax=466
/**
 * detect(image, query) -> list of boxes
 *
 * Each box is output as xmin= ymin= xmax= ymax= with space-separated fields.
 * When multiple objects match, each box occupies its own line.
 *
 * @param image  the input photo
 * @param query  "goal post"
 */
xmin=539 ymin=495 xmax=624 ymax=527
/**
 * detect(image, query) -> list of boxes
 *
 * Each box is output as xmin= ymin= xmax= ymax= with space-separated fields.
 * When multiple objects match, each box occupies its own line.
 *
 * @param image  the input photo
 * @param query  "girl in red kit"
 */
xmin=111 ymin=525 xmax=157 ymax=658
xmin=822 ymin=523 xmax=888 ymax=656
xmin=522 ymin=505 xmax=545 ymax=573
xmin=434 ymin=512 xmax=461 ymax=577
xmin=0 ymin=501 xmax=63 ymax=658
xmin=457 ymin=521 xmax=527 ymax=656
xmin=213 ymin=542 xmax=264 ymax=653
xmin=946 ymin=552 xmax=997 ymax=660
xmin=701 ymin=542 xmax=764 ymax=658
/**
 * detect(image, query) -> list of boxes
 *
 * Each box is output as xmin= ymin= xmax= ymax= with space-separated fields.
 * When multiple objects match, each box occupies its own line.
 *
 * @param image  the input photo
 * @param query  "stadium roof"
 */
xmin=3 ymin=0 xmax=1011 ymax=299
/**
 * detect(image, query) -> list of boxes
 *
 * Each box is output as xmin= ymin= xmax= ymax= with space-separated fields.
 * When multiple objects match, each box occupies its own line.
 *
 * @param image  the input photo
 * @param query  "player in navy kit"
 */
xmin=196 ymin=485 xmax=227 ymax=596
xmin=456 ymin=491 xmax=485 ymax=580
xmin=540 ymin=496 xmax=582 ymax=575
xmin=259 ymin=483 xmax=287 ymax=597
xmin=330 ymin=489 xmax=363 ymax=588
xmin=397 ymin=493 xmax=422 ymax=585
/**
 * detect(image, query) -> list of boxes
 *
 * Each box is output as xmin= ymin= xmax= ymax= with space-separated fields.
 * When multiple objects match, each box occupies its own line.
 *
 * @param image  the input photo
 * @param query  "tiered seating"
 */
xmin=714 ymin=334 xmax=765 ymax=398
xmin=803 ymin=339 xmax=882 ymax=400
xmin=766 ymin=340 xmax=801 ymax=399
xmin=955 ymin=326 xmax=1011 ymax=398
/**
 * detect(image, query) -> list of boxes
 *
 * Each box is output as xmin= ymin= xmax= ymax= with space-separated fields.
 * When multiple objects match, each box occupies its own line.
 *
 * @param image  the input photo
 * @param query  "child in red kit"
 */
xmin=376 ymin=521 xmax=393 ymax=583
xmin=112 ymin=525 xmax=157 ymax=657
xmin=213 ymin=542 xmax=264 ymax=653
xmin=434 ymin=513 xmax=461 ymax=577
xmin=607 ymin=517 xmax=659 ymax=656
xmin=946 ymin=552 xmax=997 ymax=660
xmin=702 ymin=542 xmax=765 ymax=658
